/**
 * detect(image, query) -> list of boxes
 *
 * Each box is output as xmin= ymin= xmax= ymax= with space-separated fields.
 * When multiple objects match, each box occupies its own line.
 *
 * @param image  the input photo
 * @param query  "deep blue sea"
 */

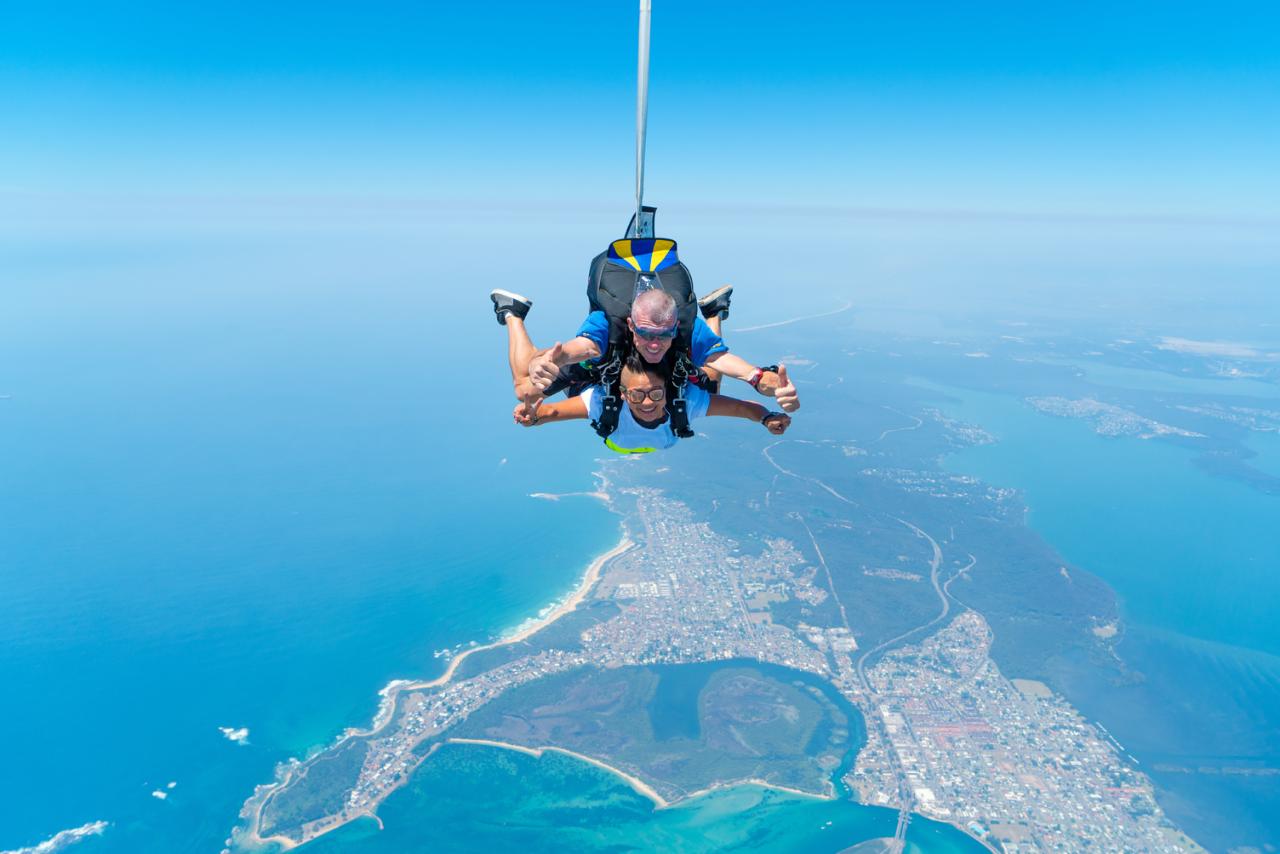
xmin=0 ymin=225 xmax=623 ymax=853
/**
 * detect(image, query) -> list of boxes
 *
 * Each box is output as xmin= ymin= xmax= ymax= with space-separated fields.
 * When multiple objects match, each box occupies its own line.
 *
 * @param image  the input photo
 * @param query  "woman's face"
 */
xmin=620 ymin=365 xmax=666 ymax=421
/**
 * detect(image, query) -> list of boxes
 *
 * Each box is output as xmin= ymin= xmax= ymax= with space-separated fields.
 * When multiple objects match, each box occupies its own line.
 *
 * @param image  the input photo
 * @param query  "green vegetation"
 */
xmin=452 ymin=660 xmax=862 ymax=802
xmin=259 ymin=738 xmax=369 ymax=839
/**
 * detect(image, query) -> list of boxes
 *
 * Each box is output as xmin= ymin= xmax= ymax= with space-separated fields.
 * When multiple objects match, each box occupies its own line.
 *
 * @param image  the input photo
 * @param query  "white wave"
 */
xmin=218 ymin=726 xmax=250 ymax=745
xmin=1 ymin=821 xmax=109 ymax=854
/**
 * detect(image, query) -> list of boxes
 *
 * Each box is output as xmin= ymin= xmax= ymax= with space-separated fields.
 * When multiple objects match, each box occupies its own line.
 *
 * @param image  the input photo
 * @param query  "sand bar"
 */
xmin=447 ymin=738 xmax=669 ymax=808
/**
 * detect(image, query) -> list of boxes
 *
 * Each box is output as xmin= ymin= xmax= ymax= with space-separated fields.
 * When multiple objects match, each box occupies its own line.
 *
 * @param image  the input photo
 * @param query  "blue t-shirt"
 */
xmin=574 ymin=311 xmax=728 ymax=366
xmin=581 ymin=383 xmax=711 ymax=453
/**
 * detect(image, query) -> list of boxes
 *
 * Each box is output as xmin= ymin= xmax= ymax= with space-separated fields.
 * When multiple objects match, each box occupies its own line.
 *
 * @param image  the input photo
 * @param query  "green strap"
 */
xmin=604 ymin=437 xmax=657 ymax=455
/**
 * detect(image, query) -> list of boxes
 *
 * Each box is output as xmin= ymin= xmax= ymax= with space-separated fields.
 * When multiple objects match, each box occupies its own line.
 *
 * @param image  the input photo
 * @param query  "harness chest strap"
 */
xmin=604 ymin=437 xmax=657 ymax=454
xmin=662 ymin=351 xmax=692 ymax=438
xmin=588 ymin=355 xmax=625 ymax=440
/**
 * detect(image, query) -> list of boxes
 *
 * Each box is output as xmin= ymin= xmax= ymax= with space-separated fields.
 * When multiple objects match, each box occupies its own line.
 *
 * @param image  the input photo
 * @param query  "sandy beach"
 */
xmin=244 ymin=532 xmax=635 ymax=849
xmin=447 ymin=738 xmax=670 ymax=808
xmin=444 ymin=739 xmax=843 ymax=814
xmin=407 ymin=533 xmax=634 ymax=691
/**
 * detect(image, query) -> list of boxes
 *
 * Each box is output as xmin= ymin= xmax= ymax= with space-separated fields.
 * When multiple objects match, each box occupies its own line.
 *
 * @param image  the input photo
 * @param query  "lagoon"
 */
xmin=302 ymin=742 xmax=983 ymax=854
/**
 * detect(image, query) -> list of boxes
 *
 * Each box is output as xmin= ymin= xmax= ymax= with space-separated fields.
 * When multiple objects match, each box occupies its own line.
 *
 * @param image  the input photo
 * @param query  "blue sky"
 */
xmin=3 ymin=0 xmax=1278 ymax=219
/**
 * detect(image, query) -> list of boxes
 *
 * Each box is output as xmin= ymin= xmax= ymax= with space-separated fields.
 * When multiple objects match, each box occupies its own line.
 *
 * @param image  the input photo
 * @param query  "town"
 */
xmin=250 ymin=487 xmax=1195 ymax=853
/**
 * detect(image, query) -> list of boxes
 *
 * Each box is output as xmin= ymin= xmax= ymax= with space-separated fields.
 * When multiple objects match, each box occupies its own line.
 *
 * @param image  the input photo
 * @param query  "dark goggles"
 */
xmin=623 ymin=387 xmax=667 ymax=404
xmin=632 ymin=323 xmax=678 ymax=341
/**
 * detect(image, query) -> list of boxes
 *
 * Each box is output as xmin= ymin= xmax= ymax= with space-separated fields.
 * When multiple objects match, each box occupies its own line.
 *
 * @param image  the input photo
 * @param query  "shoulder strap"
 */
xmin=589 ymin=355 xmax=625 ymax=440
xmin=665 ymin=353 xmax=696 ymax=439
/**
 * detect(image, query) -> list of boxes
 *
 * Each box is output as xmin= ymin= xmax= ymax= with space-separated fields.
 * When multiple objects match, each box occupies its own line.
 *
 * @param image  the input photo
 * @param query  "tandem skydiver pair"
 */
xmin=490 ymin=233 xmax=800 ymax=454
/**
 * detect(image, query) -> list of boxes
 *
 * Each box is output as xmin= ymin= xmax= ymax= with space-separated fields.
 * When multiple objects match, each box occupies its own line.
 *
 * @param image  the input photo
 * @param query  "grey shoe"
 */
xmin=698 ymin=285 xmax=733 ymax=321
xmin=490 ymin=289 xmax=532 ymax=326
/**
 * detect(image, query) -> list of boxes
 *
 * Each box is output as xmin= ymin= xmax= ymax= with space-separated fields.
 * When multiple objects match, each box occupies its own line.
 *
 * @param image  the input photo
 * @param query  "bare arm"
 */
xmin=528 ymin=336 xmax=602 ymax=391
xmin=703 ymin=350 xmax=756 ymax=382
xmin=706 ymin=394 xmax=792 ymax=435
xmin=513 ymin=396 xmax=589 ymax=427
xmin=703 ymin=353 xmax=800 ymax=412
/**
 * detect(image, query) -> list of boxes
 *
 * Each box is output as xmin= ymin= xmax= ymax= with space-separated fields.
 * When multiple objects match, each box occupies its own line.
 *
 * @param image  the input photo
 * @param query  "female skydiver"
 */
xmin=511 ymin=347 xmax=791 ymax=453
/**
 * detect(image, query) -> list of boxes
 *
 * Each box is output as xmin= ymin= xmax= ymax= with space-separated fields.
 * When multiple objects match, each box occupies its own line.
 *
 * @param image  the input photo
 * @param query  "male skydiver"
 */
xmin=509 ymin=344 xmax=793 ymax=454
xmin=490 ymin=286 xmax=800 ymax=414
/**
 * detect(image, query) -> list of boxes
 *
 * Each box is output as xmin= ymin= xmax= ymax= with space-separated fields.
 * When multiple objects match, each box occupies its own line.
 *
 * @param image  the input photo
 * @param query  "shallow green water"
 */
xmin=303 ymin=743 xmax=984 ymax=854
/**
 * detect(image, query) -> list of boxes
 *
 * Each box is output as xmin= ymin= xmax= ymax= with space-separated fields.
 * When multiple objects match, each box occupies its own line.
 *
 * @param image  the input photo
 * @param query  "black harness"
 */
xmin=582 ymin=235 xmax=702 ymax=446
xmin=586 ymin=348 xmax=699 ymax=443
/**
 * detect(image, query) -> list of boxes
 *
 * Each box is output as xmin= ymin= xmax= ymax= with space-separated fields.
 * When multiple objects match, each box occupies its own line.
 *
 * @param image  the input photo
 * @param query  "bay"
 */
xmin=302 ymin=743 xmax=981 ymax=854
xmin=928 ymin=379 xmax=1280 ymax=849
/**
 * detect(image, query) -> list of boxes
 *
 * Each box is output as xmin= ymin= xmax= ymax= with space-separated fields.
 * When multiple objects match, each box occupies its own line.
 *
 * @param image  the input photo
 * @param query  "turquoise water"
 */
xmin=0 ymin=231 xmax=620 ymax=853
xmin=302 ymin=743 xmax=982 ymax=854
xmin=933 ymin=384 xmax=1280 ymax=654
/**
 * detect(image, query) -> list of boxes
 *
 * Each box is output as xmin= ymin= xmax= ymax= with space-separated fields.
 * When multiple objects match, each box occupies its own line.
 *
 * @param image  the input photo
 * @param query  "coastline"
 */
xmin=407 ymin=533 xmax=634 ymax=691
xmin=235 ymin=510 xmax=1000 ymax=854
xmin=406 ymin=737 xmax=1002 ymax=854
xmin=444 ymin=738 xmax=838 ymax=811
xmin=241 ymin=531 xmax=635 ymax=850
xmin=447 ymin=738 xmax=670 ymax=807
xmin=530 ymin=490 xmax=610 ymax=503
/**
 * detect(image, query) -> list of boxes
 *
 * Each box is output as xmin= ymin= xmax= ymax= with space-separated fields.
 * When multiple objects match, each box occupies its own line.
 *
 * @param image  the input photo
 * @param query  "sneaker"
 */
xmin=698 ymin=285 xmax=733 ymax=321
xmin=490 ymin=289 xmax=532 ymax=326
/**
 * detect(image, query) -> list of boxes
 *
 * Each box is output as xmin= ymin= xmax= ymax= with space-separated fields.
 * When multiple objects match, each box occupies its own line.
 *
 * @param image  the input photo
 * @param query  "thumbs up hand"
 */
xmin=528 ymin=342 xmax=565 ymax=392
xmin=771 ymin=364 xmax=800 ymax=412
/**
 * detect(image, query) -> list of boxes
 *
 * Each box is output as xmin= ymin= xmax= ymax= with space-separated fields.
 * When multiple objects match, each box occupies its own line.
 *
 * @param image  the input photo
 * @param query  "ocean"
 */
xmin=8 ymin=212 xmax=1276 ymax=852
xmin=2 ymin=222 xmax=980 ymax=854
xmin=0 ymin=226 xmax=620 ymax=853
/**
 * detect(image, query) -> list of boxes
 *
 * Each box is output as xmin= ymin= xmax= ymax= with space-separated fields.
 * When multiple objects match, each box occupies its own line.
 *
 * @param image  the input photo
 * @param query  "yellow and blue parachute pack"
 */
xmin=588 ymin=236 xmax=697 ymax=354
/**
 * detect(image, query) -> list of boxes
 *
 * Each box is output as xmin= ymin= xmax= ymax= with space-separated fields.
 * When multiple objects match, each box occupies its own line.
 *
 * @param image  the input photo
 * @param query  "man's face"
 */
xmin=620 ymin=365 xmax=666 ymax=421
xmin=628 ymin=308 xmax=676 ymax=363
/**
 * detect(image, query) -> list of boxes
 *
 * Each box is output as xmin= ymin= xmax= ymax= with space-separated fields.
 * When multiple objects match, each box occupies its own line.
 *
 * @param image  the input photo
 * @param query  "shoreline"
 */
xmin=237 ymin=517 xmax=998 ymax=854
xmin=242 ymin=531 xmax=634 ymax=850
xmin=447 ymin=738 xmax=670 ymax=807
xmin=447 ymin=738 xmax=1002 ymax=853
xmin=445 ymin=737 xmax=841 ymax=812
xmin=406 ymin=533 xmax=635 ymax=690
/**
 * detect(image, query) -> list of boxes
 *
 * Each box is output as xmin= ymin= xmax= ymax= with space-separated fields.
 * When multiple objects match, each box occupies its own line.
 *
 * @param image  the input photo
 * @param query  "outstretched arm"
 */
xmin=527 ymin=337 xmax=602 ymax=391
xmin=513 ymin=395 xmax=589 ymax=427
xmin=706 ymin=393 xmax=792 ymax=435
xmin=703 ymin=354 xmax=800 ymax=412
